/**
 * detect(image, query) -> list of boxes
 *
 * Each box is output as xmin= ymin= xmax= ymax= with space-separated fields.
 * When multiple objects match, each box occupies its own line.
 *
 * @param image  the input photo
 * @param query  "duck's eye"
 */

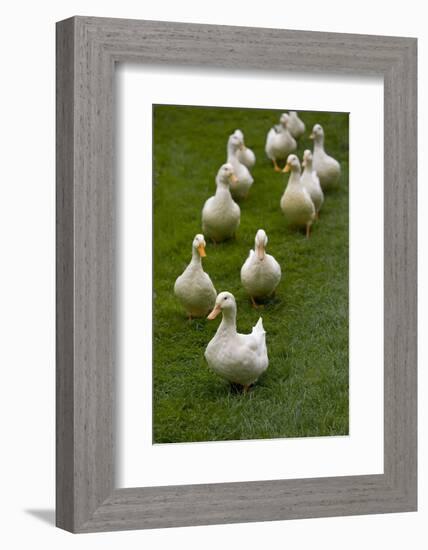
xmin=223 ymin=297 xmax=227 ymax=300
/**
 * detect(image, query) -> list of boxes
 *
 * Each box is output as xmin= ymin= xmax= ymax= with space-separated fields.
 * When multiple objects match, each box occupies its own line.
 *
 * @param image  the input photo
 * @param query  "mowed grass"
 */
xmin=153 ymin=104 xmax=349 ymax=443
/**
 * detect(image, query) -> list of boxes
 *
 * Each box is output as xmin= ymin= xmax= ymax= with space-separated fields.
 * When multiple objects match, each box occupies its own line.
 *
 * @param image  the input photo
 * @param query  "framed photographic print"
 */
xmin=56 ymin=16 xmax=417 ymax=532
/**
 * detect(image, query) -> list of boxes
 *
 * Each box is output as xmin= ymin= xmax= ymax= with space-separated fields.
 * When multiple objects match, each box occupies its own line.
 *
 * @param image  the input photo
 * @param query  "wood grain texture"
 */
xmin=56 ymin=16 xmax=417 ymax=533
xmin=56 ymin=17 xmax=75 ymax=532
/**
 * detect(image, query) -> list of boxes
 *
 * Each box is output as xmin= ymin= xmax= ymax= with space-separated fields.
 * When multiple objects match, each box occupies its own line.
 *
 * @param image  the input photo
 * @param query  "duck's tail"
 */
xmin=252 ymin=317 xmax=266 ymax=335
xmin=252 ymin=318 xmax=268 ymax=367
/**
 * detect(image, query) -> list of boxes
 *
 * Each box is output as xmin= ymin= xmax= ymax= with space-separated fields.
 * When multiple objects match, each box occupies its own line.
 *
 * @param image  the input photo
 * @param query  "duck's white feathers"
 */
xmin=265 ymin=126 xmax=296 ymax=163
xmin=227 ymin=156 xmax=254 ymax=200
xmin=226 ymin=135 xmax=254 ymax=200
xmin=237 ymin=147 xmax=256 ymax=169
xmin=174 ymin=250 xmax=217 ymax=318
xmin=233 ymin=130 xmax=256 ymax=168
xmin=301 ymin=167 xmax=324 ymax=214
xmin=205 ymin=316 xmax=268 ymax=386
xmin=241 ymin=250 xmax=281 ymax=299
xmin=287 ymin=112 xmax=306 ymax=139
xmin=280 ymin=171 xmax=315 ymax=228
xmin=312 ymin=148 xmax=341 ymax=190
xmin=202 ymin=187 xmax=240 ymax=242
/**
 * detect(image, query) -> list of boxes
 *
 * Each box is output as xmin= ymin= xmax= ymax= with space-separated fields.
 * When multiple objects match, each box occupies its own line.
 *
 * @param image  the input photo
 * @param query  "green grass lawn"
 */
xmin=152 ymin=104 xmax=349 ymax=443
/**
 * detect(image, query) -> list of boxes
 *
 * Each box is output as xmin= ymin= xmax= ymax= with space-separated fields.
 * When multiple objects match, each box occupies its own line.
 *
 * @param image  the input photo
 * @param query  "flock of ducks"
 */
xmin=173 ymin=112 xmax=342 ymax=393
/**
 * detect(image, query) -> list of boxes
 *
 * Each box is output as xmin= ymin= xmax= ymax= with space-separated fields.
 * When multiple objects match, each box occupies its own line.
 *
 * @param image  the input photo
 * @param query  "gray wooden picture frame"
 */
xmin=56 ymin=16 xmax=417 ymax=533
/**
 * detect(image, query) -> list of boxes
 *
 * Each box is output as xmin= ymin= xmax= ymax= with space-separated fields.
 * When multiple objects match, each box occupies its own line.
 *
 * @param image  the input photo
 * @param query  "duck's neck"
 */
xmin=227 ymin=146 xmax=239 ymax=163
xmin=218 ymin=310 xmax=237 ymax=335
xmin=215 ymin=180 xmax=233 ymax=199
xmin=189 ymin=247 xmax=202 ymax=268
xmin=227 ymin=143 xmax=237 ymax=157
xmin=313 ymin=135 xmax=324 ymax=152
xmin=288 ymin=167 xmax=301 ymax=188
xmin=303 ymin=160 xmax=313 ymax=176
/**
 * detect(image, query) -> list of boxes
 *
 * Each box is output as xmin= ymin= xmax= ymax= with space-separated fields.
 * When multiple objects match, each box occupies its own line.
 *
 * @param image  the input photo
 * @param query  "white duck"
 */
xmin=310 ymin=123 xmax=341 ymax=190
xmin=232 ymin=129 xmax=256 ymax=168
xmin=240 ymin=229 xmax=282 ymax=307
xmin=287 ymin=111 xmax=306 ymax=140
xmin=280 ymin=154 xmax=316 ymax=238
xmin=265 ymin=113 xmax=297 ymax=172
xmin=227 ymin=133 xmax=254 ymax=200
xmin=205 ymin=291 xmax=268 ymax=392
xmin=202 ymin=163 xmax=241 ymax=243
xmin=301 ymin=149 xmax=324 ymax=217
xmin=174 ymin=234 xmax=217 ymax=319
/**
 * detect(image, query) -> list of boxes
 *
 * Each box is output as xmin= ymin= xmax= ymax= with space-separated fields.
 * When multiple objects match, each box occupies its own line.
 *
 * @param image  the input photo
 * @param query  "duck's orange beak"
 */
xmin=309 ymin=132 xmax=315 ymax=139
xmin=283 ymin=163 xmax=291 ymax=173
xmin=230 ymin=174 xmax=238 ymax=184
xmin=197 ymin=243 xmax=206 ymax=257
xmin=207 ymin=304 xmax=221 ymax=320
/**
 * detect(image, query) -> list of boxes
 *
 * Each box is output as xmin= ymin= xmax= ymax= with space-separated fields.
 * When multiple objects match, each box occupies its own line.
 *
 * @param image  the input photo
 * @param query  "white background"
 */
xmin=0 ymin=1 xmax=425 ymax=549
xmin=118 ymin=67 xmax=384 ymax=487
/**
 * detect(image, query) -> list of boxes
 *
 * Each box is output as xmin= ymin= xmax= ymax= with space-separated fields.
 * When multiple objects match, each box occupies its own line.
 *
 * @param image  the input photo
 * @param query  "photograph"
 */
xmin=152 ymin=103 xmax=349 ymax=444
